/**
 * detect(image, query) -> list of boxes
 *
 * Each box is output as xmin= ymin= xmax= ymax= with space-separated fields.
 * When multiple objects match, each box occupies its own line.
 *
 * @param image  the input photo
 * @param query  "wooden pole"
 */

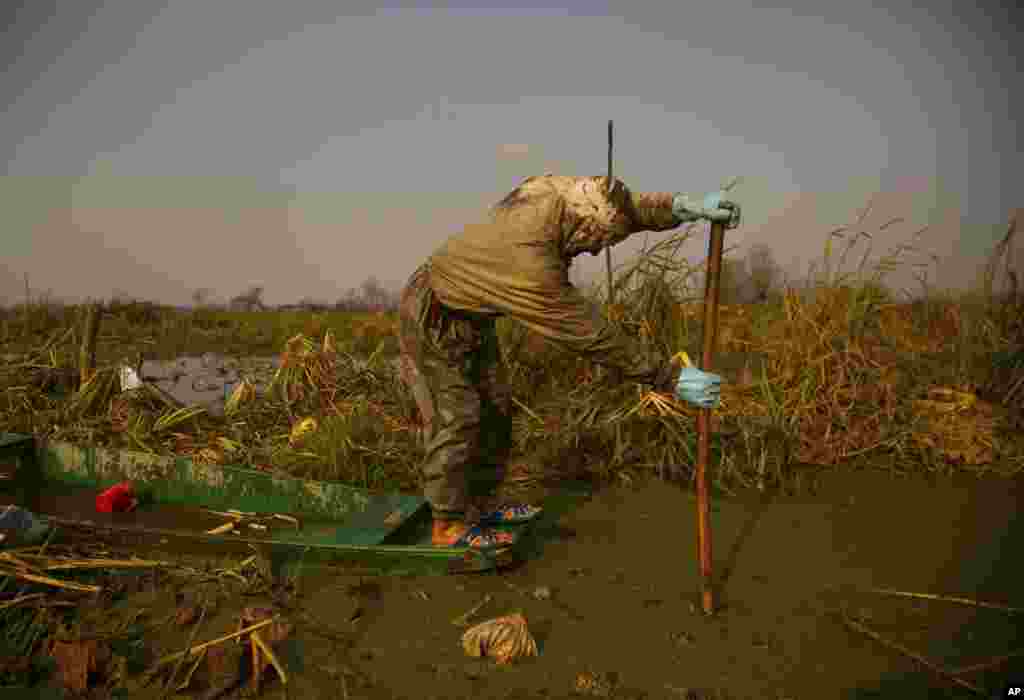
xmin=79 ymin=302 xmax=102 ymax=388
xmin=696 ymin=220 xmax=726 ymax=615
xmin=605 ymin=119 xmax=615 ymax=306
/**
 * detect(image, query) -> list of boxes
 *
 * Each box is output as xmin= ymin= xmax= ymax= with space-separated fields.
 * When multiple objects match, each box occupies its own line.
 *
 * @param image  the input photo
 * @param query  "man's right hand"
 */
xmin=672 ymin=192 xmax=742 ymax=229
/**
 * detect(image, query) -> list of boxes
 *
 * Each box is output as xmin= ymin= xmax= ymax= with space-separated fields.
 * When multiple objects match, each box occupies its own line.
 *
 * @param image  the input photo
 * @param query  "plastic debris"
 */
xmin=95 ymin=482 xmax=137 ymax=513
xmin=0 ymin=505 xmax=53 ymax=547
xmin=460 ymin=611 xmax=538 ymax=664
xmin=118 ymin=365 xmax=143 ymax=391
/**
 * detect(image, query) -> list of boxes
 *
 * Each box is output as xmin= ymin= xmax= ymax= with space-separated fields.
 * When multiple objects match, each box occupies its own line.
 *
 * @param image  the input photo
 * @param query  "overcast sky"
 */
xmin=2 ymin=0 xmax=1020 ymax=306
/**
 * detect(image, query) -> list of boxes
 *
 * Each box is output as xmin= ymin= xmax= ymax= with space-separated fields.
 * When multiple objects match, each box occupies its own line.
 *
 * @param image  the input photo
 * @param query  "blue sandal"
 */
xmin=451 ymin=524 xmax=518 ymax=551
xmin=478 ymin=503 xmax=543 ymax=526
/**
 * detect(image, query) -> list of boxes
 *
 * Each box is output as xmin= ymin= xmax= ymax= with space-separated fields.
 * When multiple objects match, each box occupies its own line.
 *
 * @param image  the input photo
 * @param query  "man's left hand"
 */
xmin=674 ymin=366 xmax=723 ymax=410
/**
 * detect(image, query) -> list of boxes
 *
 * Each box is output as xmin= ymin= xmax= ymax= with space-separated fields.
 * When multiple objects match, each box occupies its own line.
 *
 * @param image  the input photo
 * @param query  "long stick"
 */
xmin=865 ymin=587 xmax=1024 ymax=615
xmin=695 ymin=219 xmax=726 ymax=615
xmin=0 ymin=567 xmax=101 ymax=593
xmin=79 ymin=302 xmax=102 ymax=388
xmin=150 ymin=617 xmax=278 ymax=669
xmin=841 ymin=614 xmax=983 ymax=695
xmin=605 ymin=119 xmax=615 ymax=305
xmin=163 ymin=602 xmax=207 ymax=699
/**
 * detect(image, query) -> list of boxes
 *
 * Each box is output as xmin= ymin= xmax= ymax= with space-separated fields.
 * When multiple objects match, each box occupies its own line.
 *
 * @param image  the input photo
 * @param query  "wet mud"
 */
xmin=90 ymin=468 xmax=1024 ymax=700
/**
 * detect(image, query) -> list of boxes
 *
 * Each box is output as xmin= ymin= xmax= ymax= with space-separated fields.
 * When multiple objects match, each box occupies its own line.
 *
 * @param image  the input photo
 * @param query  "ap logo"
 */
xmin=1005 ymin=687 xmax=1022 ymax=697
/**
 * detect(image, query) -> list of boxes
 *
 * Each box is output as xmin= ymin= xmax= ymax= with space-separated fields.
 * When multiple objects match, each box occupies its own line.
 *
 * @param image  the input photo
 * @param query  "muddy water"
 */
xmin=119 ymin=352 xmax=403 ymax=416
xmin=130 ymin=353 xmax=281 ymax=416
xmin=109 ymin=468 xmax=1022 ymax=700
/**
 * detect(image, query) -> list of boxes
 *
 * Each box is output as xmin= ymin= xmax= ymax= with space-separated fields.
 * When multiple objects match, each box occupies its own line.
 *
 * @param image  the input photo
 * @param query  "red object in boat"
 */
xmin=96 ymin=482 xmax=136 ymax=513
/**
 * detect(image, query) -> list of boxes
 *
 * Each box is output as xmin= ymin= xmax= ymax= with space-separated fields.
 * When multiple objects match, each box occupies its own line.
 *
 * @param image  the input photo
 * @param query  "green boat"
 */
xmin=0 ymin=432 xmax=526 ymax=575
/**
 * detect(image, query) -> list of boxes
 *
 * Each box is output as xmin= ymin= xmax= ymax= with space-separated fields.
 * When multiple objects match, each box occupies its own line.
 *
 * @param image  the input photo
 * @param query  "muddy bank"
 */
xmin=103 ymin=468 xmax=1023 ymax=700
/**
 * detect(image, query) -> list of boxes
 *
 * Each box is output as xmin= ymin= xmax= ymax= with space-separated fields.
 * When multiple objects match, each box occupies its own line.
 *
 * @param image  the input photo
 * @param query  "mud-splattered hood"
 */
xmin=491 ymin=175 xmax=671 ymax=260
xmin=421 ymin=174 xmax=681 ymax=390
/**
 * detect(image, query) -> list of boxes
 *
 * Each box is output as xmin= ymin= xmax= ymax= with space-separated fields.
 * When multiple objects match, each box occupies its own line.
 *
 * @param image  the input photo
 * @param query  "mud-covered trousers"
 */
xmin=396 ymin=265 xmax=513 ymax=521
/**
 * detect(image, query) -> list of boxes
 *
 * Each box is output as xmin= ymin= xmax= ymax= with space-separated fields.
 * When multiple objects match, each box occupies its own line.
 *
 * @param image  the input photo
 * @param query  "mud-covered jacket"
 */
xmin=427 ymin=175 xmax=682 ymax=390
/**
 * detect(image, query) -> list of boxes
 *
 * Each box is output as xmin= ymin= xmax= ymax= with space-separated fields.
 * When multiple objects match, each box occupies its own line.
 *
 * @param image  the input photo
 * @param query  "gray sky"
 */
xmin=2 ymin=0 xmax=1020 ymax=306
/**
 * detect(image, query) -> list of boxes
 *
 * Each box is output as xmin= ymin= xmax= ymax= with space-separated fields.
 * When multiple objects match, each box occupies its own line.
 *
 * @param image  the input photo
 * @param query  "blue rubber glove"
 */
xmin=672 ymin=192 xmax=742 ymax=229
xmin=701 ymin=191 xmax=726 ymax=211
xmin=675 ymin=366 xmax=723 ymax=409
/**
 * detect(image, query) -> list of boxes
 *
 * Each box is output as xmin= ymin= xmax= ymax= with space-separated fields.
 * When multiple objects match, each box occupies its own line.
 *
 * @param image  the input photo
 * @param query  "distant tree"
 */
xmin=191 ymin=288 xmax=214 ymax=308
xmin=296 ymin=297 xmax=331 ymax=311
xmin=745 ymin=244 xmax=781 ymax=303
xmin=335 ymin=287 xmax=363 ymax=312
xmin=332 ymin=278 xmax=399 ymax=312
xmin=360 ymin=276 xmax=387 ymax=310
xmin=230 ymin=285 xmax=265 ymax=311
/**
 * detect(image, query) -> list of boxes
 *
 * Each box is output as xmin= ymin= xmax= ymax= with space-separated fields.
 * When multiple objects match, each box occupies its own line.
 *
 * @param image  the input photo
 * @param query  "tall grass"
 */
xmin=2 ymin=208 xmax=1022 ymax=494
xmin=2 ymin=300 xmax=399 ymax=362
